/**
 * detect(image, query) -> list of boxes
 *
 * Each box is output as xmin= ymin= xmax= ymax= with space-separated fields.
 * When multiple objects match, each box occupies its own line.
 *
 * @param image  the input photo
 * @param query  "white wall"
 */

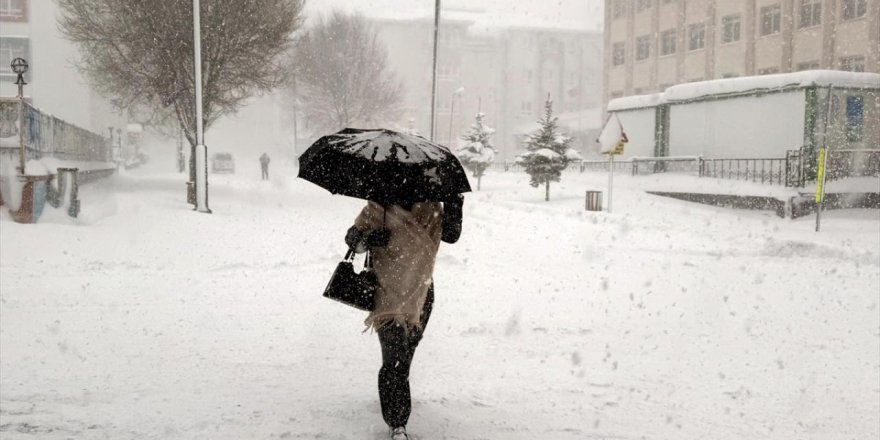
xmin=613 ymin=108 xmax=656 ymax=158
xmin=668 ymin=91 xmax=806 ymax=158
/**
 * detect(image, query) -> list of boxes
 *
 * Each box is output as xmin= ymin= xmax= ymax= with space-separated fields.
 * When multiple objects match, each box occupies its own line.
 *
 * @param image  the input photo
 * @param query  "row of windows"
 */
xmin=612 ymin=0 xmax=869 ymax=66
xmin=612 ymin=0 xmax=868 ymax=23
xmin=0 ymin=0 xmax=28 ymax=21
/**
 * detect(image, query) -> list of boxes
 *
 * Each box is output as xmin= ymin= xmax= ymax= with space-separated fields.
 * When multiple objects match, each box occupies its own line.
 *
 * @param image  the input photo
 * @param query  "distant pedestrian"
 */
xmin=259 ymin=153 xmax=271 ymax=180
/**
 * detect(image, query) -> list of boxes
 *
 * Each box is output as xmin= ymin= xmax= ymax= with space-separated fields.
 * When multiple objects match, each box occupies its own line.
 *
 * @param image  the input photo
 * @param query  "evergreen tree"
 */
xmin=516 ymin=96 xmax=582 ymax=201
xmin=455 ymin=112 xmax=497 ymax=191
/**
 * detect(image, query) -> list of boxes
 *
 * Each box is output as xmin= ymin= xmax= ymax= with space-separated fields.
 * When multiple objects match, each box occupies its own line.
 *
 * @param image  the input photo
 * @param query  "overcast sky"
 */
xmin=304 ymin=0 xmax=604 ymax=31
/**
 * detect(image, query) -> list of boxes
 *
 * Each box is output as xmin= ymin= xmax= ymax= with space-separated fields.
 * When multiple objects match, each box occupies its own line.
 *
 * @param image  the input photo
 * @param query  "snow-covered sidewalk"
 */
xmin=1 ymin=168 xmax=878 ymax=439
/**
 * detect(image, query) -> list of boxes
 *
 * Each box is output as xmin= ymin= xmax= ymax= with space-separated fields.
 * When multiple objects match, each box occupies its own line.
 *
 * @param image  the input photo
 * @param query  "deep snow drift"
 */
xmin=1 ymin=166 xmax=878 ymax=439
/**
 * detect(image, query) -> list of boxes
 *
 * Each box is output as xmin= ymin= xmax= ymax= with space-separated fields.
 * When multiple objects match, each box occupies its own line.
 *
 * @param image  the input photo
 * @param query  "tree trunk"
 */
xmin=545 ymin=181 xmax=550 ymax=201
xmin=477 ymin=175 xmax=481 ymax=191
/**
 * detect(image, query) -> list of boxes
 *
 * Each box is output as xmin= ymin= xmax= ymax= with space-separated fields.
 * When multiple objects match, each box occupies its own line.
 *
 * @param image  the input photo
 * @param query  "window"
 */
xmin=636 ymin=0 xmax=652 ymax=13
xmin=721 ymin=73 xmax=739 ymax=78
xmin=721 ymin=15 xmax=741 ymax=43
xmin=799 ymin=0 xmax=822 ymax=28
xmin=0 ymin=36 xmax=29 ymax=79
xmin=845 ymin=95 xmax=864 ymax=142
xmin=658 ymin=83 xmax=672 ymax=91
xmin=840 ymin=56 xmax=866 ymax=72
xmin=662 ymin=0 xmax=674 ymax=3
xmin=438 ymin=64 xmax=460 ymax=80
xmin=520 ymin=101 xmax=533 ymax=116
xmin=841 ymin=0 xmax=867 ymax=20
xmin=437 ymin=98 xmax=452 ymax=114
xmin=0 ymin=0 xmax=27 ymax=21
xmin=636 ymin=35 xmax=651 ymax=60
xmin=796 ymin=61 xmax=820 ymax=71
xmin=760 ymin=4 xmax=781 ymax=36
xmin=660 ymin=29 xmax=676 ymax=55
xmin=612 ymin=42 xmax=626 ymax=66
xmin=613 ymin=0 xmax=628 ymax=19
xmin=438 ymin=29 xmax=460 ymax=46
xmin=688 ymin=24 xmax=705 ymax=51
xmin=610 ymin=91 xmax=624 ymax=99
xmin=758 ymin=67 xmax=780 ymax=75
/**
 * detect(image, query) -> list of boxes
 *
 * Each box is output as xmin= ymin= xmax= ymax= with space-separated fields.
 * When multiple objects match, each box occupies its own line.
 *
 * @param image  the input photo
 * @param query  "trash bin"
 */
xmin=585 ymin=190 xmax=603 ymax=211
xmin=10 ymin=174 xmax=52 ymax=223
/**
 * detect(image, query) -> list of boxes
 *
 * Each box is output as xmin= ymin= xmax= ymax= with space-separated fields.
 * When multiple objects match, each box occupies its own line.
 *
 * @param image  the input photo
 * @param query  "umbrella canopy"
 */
xmin=298 ymin=128 xmax=472 ymax=204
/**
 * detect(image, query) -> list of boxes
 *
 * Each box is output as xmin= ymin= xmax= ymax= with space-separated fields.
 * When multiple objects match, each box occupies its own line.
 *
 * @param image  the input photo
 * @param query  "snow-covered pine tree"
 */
xmin=455 ymin=112 xmax=497 ymax=190
xmin=516 ymin=96 xmax=582 ymax=201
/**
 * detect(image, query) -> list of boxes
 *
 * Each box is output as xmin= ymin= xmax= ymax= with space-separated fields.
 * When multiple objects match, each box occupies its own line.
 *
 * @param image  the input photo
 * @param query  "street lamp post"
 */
xmin=11 ymin=57 xmax=28 ymax=175
xmin=192 ymin=0 xmax=211 ymax=213
xmin=429 ymin=0 xmax=441 ymax=141
xmin=447 ymin=86 xmax=464 ymax=147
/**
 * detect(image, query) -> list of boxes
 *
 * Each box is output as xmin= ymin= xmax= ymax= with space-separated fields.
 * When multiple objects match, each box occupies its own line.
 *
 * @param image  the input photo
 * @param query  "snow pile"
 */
xmin=0 ymin=166 xmax=878 ymax=439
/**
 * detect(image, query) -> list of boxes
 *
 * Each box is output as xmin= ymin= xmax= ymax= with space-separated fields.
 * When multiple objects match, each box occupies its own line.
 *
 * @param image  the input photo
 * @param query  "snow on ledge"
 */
xmin=607 ymin=70 xmax=880 ymax=112
xmin=606 ymin=93 xmax=663 ymax=112
xmin=663 ymin=70 xmax=880 ymax=103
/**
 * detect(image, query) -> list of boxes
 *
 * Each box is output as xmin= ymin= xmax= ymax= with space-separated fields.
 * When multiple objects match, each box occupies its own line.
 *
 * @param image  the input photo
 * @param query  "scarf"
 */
xmin=354 ymin=201 xmax=443 ymax=333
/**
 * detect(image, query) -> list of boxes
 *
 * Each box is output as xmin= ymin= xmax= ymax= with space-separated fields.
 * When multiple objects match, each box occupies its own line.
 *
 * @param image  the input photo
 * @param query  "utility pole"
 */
xmin=430 ymin=0 xmax=441 ymax=141
xmin=192 ymin=0 xmax=210 ymax=213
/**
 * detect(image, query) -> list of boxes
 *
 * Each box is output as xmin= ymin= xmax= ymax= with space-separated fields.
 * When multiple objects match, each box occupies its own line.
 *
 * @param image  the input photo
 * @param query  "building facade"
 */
xmin=0 ymin=0 xmax=125 ymax=135
xmin=372 ymin=9 xmax=604 ymax=160
xmin=603 ymin=0 xmax=880 ymax=106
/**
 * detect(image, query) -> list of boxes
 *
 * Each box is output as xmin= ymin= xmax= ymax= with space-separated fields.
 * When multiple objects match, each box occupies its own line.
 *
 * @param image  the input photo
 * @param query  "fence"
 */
xmin=0 ymin=98 xmax=111 ymax=165
xmin=698 ymin=157 xmax=789 ymax=185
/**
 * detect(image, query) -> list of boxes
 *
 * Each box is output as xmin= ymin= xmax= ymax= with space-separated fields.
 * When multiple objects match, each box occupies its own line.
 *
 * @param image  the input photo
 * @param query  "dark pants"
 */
xmin=377 ymin=286 xmax=434 ymax=428
xmin=261 ymin=165 xmax=269 ymax=180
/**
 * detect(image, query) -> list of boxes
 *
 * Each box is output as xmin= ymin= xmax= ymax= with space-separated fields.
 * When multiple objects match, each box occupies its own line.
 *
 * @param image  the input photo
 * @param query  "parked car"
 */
xmin=211 ymin=153 xmax=235 ymax=174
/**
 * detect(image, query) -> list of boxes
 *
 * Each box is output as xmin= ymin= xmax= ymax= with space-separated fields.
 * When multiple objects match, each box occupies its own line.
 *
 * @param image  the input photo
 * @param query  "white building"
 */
xmin=0 ymin=0 xmax=125 ymax=135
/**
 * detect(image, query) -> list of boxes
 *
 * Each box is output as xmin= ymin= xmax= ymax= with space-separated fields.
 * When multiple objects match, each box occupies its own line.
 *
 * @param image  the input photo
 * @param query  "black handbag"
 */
xmin=323 ymin=248 xmax=376 ymax=311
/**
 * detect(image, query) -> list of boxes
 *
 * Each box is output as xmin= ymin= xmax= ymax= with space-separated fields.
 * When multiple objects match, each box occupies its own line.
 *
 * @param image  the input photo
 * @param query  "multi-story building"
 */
xmin=372 ymin=8 xmax=604 ymax=160
xmin=603 ymin=0 xmax=880 ymax=106
xmin=0 ymin=0 xmax=125 ymax=135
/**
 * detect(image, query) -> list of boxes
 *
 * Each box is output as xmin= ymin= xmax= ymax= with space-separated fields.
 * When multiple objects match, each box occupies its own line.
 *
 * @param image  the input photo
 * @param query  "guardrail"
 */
xmin=699 ymin=157 xmax=788 ymax=185
xmin=0 ymin=98 xmax=111 ymax=163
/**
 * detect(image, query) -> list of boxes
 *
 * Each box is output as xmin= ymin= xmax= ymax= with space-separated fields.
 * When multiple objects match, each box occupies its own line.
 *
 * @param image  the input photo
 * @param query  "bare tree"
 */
xmin=294 ymin=11 xmax=404 ymax=133
xmin=58 ymin=0 xmax=304 ymax=147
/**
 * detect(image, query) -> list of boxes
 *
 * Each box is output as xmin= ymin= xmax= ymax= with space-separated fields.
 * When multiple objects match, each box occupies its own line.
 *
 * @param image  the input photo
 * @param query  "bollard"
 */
xmin=585 ymin=190 xmax=603 ymax=211
xmin=57 ymin=167 xmax=80 ymax=217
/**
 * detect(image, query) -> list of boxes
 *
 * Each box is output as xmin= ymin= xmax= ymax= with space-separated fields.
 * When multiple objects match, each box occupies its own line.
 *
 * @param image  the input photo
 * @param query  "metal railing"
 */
xmin=485 ymin=146 xmax=878 ymax=190
xmin=0 ymin=98 xmax=111 ymax=164
xmin=633 ymin=156 xmax=702 ymax=175
xmin=699 ymin=157 xmax=789 ymax=185
xmin=824 ymin=149 xmax=880 ymax=182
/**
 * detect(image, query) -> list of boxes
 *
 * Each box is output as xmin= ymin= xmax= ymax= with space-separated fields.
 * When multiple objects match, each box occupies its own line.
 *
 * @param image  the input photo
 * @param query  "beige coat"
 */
xmin=354 ymin=201 xmax=443 ymax=332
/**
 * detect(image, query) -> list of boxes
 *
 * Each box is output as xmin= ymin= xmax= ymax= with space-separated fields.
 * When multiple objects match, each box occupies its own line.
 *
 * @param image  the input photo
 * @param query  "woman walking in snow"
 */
xmin=344 ymin=195 xmax=463 ymax=440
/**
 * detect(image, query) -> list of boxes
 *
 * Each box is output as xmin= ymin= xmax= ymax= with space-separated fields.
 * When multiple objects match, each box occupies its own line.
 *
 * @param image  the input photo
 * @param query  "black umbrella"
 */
xmin=298 ymin=128 xmax=471 ymax=204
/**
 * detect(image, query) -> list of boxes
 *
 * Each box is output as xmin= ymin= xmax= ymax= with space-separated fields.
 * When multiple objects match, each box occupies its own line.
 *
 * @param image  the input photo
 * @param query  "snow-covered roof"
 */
xmin=606 ymin=93 xmax=663 ymax=112
xmin=664 ymin=70 xmax=880 ymax=103
xmin=608 ymin=70 xmax=880 ymax=112
xmin=368 ymin=4 xmax=600 ymax=33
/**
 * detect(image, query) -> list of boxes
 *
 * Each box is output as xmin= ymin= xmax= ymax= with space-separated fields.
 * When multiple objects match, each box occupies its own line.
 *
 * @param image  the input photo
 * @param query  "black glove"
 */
xmin=366 ymin=228 xmax=391 ymax=248
xmin=441 ymin=195 xmax=463 ymax=244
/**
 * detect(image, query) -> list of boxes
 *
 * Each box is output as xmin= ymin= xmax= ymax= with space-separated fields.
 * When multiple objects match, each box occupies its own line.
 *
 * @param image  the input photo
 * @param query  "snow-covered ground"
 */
xmin=1 ymin=166 xmax=878 ymax=439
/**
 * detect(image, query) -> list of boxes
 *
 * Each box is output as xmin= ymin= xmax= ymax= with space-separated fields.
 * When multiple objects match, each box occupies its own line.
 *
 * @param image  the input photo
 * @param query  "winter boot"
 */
xmin=390 ymin=426 xmax=409 ymax=440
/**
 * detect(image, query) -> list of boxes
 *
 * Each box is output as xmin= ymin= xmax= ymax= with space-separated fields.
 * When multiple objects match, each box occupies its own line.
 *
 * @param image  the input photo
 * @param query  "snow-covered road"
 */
xmin=1 ymin=168 xmax=878 ymax=439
